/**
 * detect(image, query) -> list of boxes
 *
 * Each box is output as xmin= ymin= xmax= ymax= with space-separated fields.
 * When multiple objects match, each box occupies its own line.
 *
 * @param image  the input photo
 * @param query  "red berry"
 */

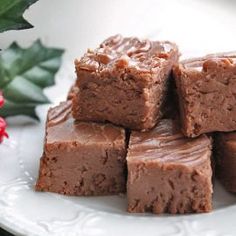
xmin=0 ymin=91 xmax=8 ymax=142
xmin=0 ymin=92 xmax=4 ymax=108
xmin=0 ymin=117 xmax=8 ymax=143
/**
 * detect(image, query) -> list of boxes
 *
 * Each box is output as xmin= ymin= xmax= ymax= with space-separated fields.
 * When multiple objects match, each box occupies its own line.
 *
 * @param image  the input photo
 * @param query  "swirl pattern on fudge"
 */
xmin=76 ymin=34 xmax=178 ymax=73
xmin=181 ymin=51 xmax=236 ymax=70
xmin=46 ymin=101 xmax=125 ymax=145
xmin=128 ymin=119 xmax=212 ymax=165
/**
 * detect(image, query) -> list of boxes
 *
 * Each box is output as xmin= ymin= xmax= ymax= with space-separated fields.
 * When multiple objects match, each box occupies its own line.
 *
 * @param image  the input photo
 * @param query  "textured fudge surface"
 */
xmin=72 ymin=34 xmax=179 ymax=131
xmin=215 ymin=132 xmax=236 ymax=192
xmin=174 ymin=54 xmax=236 ymax=137
xmin=76 ymin=34 xmax=177 ymax=73
xmin=36 ymin=101 xmax=127 ymax=196
xmin=127 ymin=119 xmax=213 ymax=214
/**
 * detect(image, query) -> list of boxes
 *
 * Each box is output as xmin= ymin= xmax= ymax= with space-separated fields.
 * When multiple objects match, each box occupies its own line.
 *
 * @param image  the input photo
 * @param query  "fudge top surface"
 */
xmin=75 ymin=34 xmax=178 ymax=74
xmin=128 ymin=119 xmax=211 ymax=166
xmin=178 ymin=52 xmax=236 ymax=73
xmin=46 ymin=101 xmax=125 ymax=146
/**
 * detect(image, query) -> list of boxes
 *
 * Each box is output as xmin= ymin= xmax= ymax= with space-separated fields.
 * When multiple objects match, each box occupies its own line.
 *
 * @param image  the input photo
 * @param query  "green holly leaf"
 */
xmin=0 ymin=0 xmax=38 ymax=33
xmin=0 ymin=40 xmax=64 ymax=120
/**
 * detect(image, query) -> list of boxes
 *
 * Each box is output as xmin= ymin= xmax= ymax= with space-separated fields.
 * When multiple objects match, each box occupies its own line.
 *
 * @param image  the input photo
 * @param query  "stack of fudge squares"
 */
xmin=36 ymin=35 xmax=236 ymax=214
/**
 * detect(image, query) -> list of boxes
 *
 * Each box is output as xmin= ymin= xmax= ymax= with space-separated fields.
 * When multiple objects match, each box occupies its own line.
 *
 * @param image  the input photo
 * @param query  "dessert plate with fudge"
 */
xmin=1 ymin=35 xmax=236 ymax=236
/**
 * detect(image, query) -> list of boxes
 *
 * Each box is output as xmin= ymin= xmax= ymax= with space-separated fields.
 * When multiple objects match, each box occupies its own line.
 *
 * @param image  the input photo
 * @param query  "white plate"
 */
xmin=1 ymin=62 xmax=236 ymax=236
xmin=1 ymin=0 xmax=236 ymax=234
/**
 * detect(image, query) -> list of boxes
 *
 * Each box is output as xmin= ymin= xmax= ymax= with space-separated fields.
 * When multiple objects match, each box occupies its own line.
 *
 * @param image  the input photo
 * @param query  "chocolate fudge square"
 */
xmin=36 ymin=101 xmax=127 ymax=196
xmin=215 ymin=132 xmax=236 ymax=192
xmin=72 ymin=35 xmax=179 ymax=131
xmin=127 ymin=119 xmax=213 ymax=214
xmin=174 ymin=54 xmax=236 ymax=137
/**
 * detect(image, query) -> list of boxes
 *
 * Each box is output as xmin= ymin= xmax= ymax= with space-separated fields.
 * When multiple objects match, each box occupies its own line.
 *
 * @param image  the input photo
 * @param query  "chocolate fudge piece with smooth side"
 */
xmin=72 ymin=35 xmax=179 ymax=131
xmin=36 ymin=101 xmax=127 ymax=196
xmin=215 ymin=132 xmax=236 ymax=192
xmin=127 ymin=119 xmax=213 ymax=214
xmin=174 ymin=53 xmax=236 ymax=137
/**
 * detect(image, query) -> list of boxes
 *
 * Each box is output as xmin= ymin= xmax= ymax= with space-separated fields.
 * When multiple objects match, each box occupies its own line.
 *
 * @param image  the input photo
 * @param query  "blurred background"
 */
xmin=1 ymin=0 xmax=236 ymax=62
